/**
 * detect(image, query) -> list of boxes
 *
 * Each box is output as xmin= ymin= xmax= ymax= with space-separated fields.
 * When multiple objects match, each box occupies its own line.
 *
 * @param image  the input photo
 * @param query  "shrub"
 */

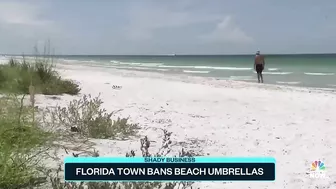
xmin=0 ymin=95 xmax=53 ymax=188
xmin=34 ymin=60 xmax=56 ymax=82
xmin=41 ymin=78 xmax=80 ymax=95
xmin=0 ymin=58 xmax=81 ymax=95
xmin=44 ymin=94 xmax=140 ymax=139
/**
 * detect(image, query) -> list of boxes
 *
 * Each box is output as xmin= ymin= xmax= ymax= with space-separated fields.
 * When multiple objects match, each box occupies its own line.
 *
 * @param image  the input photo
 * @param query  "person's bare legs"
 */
xmin=257 ymin=72 xmax=261 ymax=83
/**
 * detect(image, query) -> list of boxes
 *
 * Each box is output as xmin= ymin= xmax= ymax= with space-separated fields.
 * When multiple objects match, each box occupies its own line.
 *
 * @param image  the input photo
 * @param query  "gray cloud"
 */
xmin=126 ymin=3 xmax=223 ymax=41
xmin=0 ymin=0 xmax=254 ymax=54
xmin=0 ymin=2 xmax=49 ymax=25
xmin=0 ymin=1 xmax=67 ymax=54
xmin=1 ymin=0 xmax=336 ymax=54
xmin=199 ymin=16 xmax=254 ymax=44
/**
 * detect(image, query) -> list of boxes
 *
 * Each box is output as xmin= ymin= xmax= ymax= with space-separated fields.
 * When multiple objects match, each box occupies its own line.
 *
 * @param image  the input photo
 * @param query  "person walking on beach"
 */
xmin=254 ymin=51 xmax=265 ymax=83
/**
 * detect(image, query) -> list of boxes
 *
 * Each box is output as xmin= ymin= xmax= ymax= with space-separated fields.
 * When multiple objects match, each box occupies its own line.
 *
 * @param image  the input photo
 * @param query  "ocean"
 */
xmin=3 ymin=54 xmax=336 ymax=89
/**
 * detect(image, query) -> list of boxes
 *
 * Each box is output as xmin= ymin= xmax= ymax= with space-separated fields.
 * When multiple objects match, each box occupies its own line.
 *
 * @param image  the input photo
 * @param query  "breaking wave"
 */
xmin=110 ymin=61 xmax=252 ymax=71
xmin=254 ymin=71 xmax=293 ymax=75
xmin=304 ymin=72 xmax=335 ymax=76
xmin=183 ymin=70 xmax=210 ymax=74
xmin=276 ymin=81 xmax=301 ymax=85
xmin=193 ymin=66 xmax=252 ymax=71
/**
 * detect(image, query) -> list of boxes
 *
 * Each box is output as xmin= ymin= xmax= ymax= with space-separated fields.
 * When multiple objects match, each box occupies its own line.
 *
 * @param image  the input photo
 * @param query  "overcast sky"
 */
xmin=0 ymin=0 xmax=336 ymax=55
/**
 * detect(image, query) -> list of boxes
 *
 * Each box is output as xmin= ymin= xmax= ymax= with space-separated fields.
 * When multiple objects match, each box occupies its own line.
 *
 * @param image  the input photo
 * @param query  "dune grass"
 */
xmin=0 ymin=95 xmax=53 ymax=188
xmin=0 ymin=57 xmax=80 ymax=95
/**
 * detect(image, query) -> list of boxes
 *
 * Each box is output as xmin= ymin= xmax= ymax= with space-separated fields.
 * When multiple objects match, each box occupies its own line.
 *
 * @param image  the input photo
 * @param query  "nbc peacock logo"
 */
xmin=311 ymin=160 xmax=326 ymax=171
xmin=310 ymin=160 xmax=327 ymax=179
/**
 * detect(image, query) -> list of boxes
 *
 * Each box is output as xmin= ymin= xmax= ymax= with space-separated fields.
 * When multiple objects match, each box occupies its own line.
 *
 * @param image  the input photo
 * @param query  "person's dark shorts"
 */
xmin=256 ymin=64 xmax=263 ymax=73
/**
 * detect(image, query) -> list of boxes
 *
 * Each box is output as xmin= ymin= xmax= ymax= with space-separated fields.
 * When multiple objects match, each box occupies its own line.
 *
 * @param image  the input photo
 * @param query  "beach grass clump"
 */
xmin=0 ymin=95 xmax=53 ymax=188
xmin=0 ymin=57 xmax=80 ymax=95
xmin=45 ymin=94 xmax=140 ymax=139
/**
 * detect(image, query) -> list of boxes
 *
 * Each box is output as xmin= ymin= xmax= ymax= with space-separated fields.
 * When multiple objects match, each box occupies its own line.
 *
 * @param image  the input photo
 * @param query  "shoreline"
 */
xmin=3 ymin=55 xmax=336 ymax=90
xmin=57 ymin=63 xmax=336 ymax=95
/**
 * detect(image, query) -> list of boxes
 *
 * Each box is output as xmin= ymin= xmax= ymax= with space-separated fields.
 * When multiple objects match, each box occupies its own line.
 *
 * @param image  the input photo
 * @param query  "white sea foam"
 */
xmin=264 ymin=72 xmax=293 ymax=75
xmin=109 ymin=60 xmax=141 ymax=65
xmin=158 ymin=65 xmax=252 ymax=71
xmin=254 ymin=71 xmax=293 ymax=75
xmin=0 ymin=56 xmax=9 ymax=64
xmin=268 ymin=68 xmax=279 ymax=71
xmin=327 ymin=84 xmax=336 ymax=87
xmin=132 ymin=67 xmax=154 ymax=70
xmin=159 ymin=65 xmax=195 ymax=68
xmin=110 ymin=60 xmax=121 ymax=64
xmin=156 ymin=69 xmax=169 ymax=71
xmin=113 ymin=65 xmax=169 ymax=72
xmin=194 ymin=66 xmax=252 ymax=71
xmin=59 ymin=58 xmax=81 ymax=64
xmin=116 ymin=66 xmax=136 ymax=69
xmin=82 ymin=60 xmax=97 ymax=63
xmin=304 ymin=72 xmax=335 ymax=76
xmin=138 ymin=63 xmax=164 ymax=67
xmin=110 ymin=60 xmax=164 ymax=67
xmin=119 ymin=62 xmax=142 ymax=65
xmin=183 ymin=70 xmax=210 ymax=74
xmin=276 ymin=81 xmax=301 ymax=85
xmin=0 ymin=60 xmax=7 ymax=65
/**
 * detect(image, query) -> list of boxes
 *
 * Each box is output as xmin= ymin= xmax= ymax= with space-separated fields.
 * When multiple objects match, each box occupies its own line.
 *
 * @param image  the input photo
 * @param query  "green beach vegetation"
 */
xmin=0 ymin=94 xmax=53 ymax=188
xmin=0 ymin=56 xmax=80 ymax=95
xmin=0 ymin=55 xmax=197 ymax=188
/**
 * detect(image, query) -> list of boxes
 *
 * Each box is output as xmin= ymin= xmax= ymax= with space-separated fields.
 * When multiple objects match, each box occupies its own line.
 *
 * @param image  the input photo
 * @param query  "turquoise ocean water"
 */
xmin=6 ymin=54 xmax=336 ymax=89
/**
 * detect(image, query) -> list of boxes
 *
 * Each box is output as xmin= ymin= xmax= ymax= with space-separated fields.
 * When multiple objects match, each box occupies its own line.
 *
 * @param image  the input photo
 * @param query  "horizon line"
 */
xmin=2 ymin=53 xmax=336 ymax=56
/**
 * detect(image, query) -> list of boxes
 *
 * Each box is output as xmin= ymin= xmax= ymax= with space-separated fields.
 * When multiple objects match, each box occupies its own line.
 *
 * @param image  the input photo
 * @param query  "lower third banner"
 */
xmin=64 ymin=157 xmax=275 ymax=181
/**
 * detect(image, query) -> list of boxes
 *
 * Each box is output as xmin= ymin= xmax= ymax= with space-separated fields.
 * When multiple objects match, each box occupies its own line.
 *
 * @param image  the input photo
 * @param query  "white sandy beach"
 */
xmin=35 ymin=63 xmax=336 ymax=189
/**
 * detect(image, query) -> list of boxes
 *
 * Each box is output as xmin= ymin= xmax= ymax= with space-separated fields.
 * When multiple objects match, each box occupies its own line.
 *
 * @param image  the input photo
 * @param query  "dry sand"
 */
xmin=36 ymin=64 xmax=336 ymax=189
